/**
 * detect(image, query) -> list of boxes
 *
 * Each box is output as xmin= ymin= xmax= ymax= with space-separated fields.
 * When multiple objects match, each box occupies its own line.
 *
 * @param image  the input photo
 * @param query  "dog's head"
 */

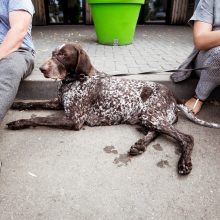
xmin=39 ymin=43 xmax=95 ymax=80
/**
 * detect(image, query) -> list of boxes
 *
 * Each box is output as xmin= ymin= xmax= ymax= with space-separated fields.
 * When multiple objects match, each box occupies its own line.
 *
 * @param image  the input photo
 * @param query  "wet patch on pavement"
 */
xmin=152 ymin=143 xmax=163 ymax=151
xmin=104 ymin=146 xmax=132 ymax=167
xmin=103 ymin=146 xmax=118 ymax=154
xmin=156 ymin=160 xmax=170 ymax=168
xmin=113 ymin=154 xmax=132 ymax=167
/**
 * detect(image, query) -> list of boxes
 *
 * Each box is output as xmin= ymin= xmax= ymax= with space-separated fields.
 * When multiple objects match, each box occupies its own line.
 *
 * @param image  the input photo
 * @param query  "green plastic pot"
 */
xmin=88 ymin=0 xmax=144 ymax=45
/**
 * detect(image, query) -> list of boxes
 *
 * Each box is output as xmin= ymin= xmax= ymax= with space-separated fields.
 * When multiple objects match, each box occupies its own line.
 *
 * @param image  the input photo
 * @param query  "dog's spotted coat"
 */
xmin=7 ymin=43 xmax=198 ymax=175
xmin=59 ymin=76 xmax=177 ymax=127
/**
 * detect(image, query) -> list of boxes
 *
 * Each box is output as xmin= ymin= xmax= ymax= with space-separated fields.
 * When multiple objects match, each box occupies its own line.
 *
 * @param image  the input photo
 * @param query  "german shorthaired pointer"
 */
xmin=7 ymin=43 xmax=220 ymax=175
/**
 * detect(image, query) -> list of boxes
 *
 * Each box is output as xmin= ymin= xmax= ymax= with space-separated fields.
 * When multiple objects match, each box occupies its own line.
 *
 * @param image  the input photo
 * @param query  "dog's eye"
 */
xmin=58 ymin=53 xmax=65 ymax=58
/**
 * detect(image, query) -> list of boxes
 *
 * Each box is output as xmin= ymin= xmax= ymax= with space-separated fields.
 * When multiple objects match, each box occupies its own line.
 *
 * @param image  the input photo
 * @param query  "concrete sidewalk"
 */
xmin=0 ymin=100 xmax=220 ymax=220
xmin=17 ymin=25 xmax=220 ymax=100
xmin=0 ymin=25 xmax=220 ymax=220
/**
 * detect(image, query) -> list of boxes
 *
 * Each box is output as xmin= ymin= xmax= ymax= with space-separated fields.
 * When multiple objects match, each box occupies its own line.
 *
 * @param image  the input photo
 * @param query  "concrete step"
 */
xmin=16 ymin=73 xmax=220 ymax=101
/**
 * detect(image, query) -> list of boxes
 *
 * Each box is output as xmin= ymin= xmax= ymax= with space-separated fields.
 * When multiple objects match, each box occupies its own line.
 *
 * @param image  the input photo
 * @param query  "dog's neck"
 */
xmin=62 ymin=67 xmax=97 ymax=84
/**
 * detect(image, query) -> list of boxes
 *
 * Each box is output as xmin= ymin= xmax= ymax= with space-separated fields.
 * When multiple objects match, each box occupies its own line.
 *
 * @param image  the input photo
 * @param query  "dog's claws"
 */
xmin=7 ymin=121 xmax=17 ymax=130
xmin=129 ymin=147 xmax=144 ymax=156
xmin=7 ymin=120 xmax=31 ymax=130
xmin=129 ymin=147 xmax=139 ymax=156
xmin=178 ymin=157 xmax=192 ymax=175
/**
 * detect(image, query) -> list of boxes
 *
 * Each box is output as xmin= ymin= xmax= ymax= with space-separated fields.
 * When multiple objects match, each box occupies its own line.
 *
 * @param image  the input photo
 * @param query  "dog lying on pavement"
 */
xmin=7 ymin=43 xmax=220 ymax=175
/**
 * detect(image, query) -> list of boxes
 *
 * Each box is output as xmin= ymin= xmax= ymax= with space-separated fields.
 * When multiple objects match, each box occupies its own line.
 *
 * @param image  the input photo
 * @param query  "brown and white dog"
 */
xmin=7 ymin=43 xmax=220 ymax=175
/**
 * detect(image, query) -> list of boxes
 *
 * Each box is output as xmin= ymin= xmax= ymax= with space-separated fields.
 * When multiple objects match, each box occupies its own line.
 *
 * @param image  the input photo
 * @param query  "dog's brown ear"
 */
xmin=75 ymin=48 xmax=94 ymax=77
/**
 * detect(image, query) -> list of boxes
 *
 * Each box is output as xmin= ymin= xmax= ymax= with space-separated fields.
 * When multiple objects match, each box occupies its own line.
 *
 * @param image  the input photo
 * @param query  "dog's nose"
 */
xmin=39 ymin=66 xmax=47 ymax=73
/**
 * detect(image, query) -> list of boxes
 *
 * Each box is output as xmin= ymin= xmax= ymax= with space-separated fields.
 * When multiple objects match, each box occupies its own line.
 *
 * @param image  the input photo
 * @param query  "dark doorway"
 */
xmin=45 ymin=0 xmax=85 ymax=24
xmin=138 ymin=0 xmax=169 ymax=24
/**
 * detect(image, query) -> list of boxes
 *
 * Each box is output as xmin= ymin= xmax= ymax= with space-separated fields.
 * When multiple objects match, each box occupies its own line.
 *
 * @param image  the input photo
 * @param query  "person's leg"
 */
xmin=185 ymin=46 xmax=220 ymax=114
xmin=0 ymin=49 xmax=34 ymax=122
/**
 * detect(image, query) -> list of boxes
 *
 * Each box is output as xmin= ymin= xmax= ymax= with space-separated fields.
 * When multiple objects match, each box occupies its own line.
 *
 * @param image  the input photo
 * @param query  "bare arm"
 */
xmin=0 ymin=10 xmax=32 ymax=60
xmin=193 ymin=21 xmax=220 ymax=50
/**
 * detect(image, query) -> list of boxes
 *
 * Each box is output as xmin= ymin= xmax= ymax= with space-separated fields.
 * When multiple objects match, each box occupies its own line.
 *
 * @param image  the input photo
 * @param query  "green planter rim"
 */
xmin=88 ymin=0 xmax=144 ymax=4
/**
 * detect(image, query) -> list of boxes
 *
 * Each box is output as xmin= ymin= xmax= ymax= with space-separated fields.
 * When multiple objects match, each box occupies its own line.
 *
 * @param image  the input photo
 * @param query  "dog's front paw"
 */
xmin=7 ymin=120 xmax=32 ymax=130
xmin=178 ymin=156 xmax=192 ymax=175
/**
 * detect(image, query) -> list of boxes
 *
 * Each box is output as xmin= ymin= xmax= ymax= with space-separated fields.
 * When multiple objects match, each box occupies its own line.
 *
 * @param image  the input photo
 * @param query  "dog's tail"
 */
xmin=177 ymin=104 xmax=220 ymax=129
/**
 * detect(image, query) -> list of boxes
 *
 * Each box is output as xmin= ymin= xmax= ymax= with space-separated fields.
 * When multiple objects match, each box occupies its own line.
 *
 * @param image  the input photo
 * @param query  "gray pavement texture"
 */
xmin=30 ymin=25 xmax=193 ymax=79
xmin=0 ymin=25 xmax=220 ymax=220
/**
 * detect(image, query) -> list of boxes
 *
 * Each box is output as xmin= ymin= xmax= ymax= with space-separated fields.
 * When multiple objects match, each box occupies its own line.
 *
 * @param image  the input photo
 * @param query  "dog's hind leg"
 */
xmin=129 ymin=130 xmax=157 ymax=156
xmin=147 ymin=121 xmax=194 ymax=175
